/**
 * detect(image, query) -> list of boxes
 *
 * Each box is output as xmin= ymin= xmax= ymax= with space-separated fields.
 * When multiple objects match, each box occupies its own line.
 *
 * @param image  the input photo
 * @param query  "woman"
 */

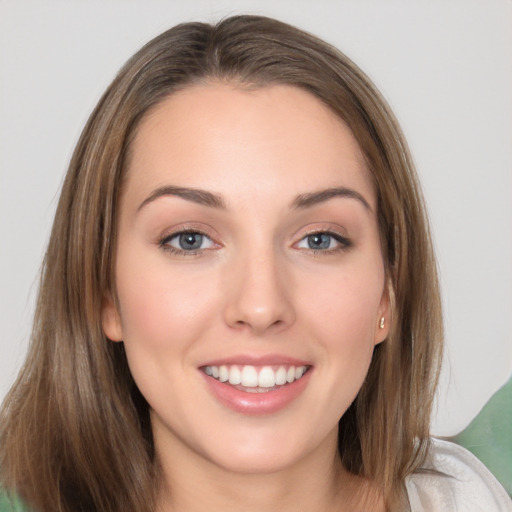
xmin=0 ymin=15 xmax=510 ymax=512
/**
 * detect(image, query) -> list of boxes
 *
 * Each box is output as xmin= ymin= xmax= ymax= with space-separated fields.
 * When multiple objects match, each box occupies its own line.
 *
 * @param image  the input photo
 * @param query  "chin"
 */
xmin=194 ymin=421 xmax=335 ymax=476
xmin=204 ymin=442 xmax=306 ymax=475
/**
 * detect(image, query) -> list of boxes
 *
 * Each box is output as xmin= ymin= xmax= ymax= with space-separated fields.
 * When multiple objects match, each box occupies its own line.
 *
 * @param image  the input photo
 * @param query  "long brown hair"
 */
xmin=0 ymin=15 xmax=443 ymax=511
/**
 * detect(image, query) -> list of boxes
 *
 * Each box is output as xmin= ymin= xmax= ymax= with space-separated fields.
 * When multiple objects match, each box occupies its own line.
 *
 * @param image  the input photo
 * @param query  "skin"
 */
xmin=102 ymin=83 xmax=389 ymax=512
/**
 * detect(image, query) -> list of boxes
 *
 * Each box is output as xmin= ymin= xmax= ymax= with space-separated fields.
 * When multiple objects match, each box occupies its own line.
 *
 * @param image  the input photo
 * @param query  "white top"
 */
xmin=405 ymin=438 xmax=512 ymax=511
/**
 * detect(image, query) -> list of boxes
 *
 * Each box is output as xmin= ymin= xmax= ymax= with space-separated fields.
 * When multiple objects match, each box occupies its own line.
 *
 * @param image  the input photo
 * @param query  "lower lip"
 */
xmin=201 ymin=370 xmax=312 ymax=415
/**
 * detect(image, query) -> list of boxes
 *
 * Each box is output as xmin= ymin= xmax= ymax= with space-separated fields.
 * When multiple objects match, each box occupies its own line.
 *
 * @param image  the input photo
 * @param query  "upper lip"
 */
xmin=199 ymin=354 xmax=311 ymax=368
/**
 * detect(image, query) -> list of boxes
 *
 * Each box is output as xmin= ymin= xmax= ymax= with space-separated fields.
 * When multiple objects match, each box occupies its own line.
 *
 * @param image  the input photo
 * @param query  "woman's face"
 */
xmin=102 ymin=83 xmax=389 ymax=475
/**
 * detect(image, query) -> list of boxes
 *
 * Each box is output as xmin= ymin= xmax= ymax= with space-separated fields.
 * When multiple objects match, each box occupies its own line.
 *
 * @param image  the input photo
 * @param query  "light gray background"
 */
xmin=1 ymin=0 xmax=511 ymax=436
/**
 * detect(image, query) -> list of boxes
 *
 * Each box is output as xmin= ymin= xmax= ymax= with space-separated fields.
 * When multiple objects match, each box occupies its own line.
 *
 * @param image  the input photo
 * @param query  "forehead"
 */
xmin=124 ymin=83 xmax=376 ymax=209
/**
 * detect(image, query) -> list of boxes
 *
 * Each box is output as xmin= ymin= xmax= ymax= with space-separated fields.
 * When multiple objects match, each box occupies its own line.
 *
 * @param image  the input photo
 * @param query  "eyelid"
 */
xmin=157 ymin=222 xmax=219 ymax=242
xmin=162 ymin=231 xmax=215 ymax=250
xmin=292 ymin=225 xmax=352 ymax=253
xmin=157 ymin=223 xmax=222 ymax=256
xmin=292 ymin=223 xmax=349 ymax=240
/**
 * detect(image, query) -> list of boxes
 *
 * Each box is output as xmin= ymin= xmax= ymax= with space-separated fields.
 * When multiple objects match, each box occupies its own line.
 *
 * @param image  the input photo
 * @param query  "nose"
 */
xmin=223 ymin=249 xmax=296 ymax=335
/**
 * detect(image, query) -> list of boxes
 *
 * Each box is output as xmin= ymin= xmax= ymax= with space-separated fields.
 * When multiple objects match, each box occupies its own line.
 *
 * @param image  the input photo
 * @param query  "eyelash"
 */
xmin=296 ymin=230 xmax=352 ymax=255
xmin=159 ymin=230 xmax=214 ymax=257
xmin=158 ymin=229 xmax=352 ymax=257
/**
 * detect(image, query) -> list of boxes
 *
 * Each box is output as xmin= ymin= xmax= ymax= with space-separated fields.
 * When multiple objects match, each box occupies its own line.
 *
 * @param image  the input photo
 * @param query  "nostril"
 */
xmin=231 ymin=316 xmax=287 ymax=334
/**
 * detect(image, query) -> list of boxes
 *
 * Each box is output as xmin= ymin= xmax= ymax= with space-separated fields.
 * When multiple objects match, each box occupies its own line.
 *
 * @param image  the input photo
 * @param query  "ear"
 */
xmin=101 ymin=293 xmax=123 ymax=342
xmin=374 ymin=278 xmax=392 ymax=345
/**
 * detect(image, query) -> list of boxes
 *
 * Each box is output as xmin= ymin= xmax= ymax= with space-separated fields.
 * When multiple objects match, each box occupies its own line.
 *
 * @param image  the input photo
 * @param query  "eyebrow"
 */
xmin=137 ymin=186 xmax=227 ymax=212
xmin=291 ymin=187 xmax=372 ymax=212
xmin=137 ymin=185 xmax=371 ymax=213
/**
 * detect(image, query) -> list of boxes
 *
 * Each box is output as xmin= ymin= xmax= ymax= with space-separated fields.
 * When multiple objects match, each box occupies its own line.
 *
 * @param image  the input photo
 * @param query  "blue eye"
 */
xmin=306 ymin=233 xmax=332 ymax=250
xmin=296 ymin=232 xmax=351 ymax=252
xmin=161 ymin=231 xmax=215 ymax=253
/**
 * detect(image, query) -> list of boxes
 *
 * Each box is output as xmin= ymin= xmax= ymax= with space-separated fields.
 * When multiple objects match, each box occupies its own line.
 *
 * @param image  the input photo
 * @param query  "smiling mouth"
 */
xmin=201 ymin=364 xmax=310 ymax=392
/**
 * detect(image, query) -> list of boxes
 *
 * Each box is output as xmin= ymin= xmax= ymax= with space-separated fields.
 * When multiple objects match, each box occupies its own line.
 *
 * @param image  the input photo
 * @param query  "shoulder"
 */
xmin=405 ymin=438 xmax=512 ymax=512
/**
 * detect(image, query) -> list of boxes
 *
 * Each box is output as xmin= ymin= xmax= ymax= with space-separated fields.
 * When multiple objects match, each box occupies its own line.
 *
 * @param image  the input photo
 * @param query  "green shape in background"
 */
xmin=0 ymin=489 xmax=30 ymax=512
xmin=452 ymin=374 xmax=512 ymax=496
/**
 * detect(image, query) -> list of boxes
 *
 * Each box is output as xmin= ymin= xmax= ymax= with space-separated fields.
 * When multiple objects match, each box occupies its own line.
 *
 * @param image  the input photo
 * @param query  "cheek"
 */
xmin=114 ymin=253 xmax=225 ymax=412
xmin=305 ymin=269 xmax=383 ymax=341
xmin=114 ymin=250 xmax=221 ymax=355
xmin=297 ymin=258 xmax=385 ymax=389
xmin=287 ymin=264 xmax=384 ymax=430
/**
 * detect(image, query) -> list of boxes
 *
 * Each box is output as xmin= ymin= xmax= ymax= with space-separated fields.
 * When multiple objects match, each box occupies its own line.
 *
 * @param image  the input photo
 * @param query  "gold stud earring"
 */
xmin=379 ymin=317 xmax=385 ymax=329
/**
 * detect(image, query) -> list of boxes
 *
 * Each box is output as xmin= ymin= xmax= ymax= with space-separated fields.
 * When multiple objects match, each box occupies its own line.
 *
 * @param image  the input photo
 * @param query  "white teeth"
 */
xmin=275 ymin=366 xmax=287 ymax=386
xmin=241 ymin=365 xmax=258 ymax=387
xmin=219 ymin=365 xmax=229 ymax=382
xmin=228 ymin=366 xmax=242 ymax=385
xmin=258 ymin=366 xmax=275 ymax=388
xmin=204 ymin=364 xmax=308 ymax=388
